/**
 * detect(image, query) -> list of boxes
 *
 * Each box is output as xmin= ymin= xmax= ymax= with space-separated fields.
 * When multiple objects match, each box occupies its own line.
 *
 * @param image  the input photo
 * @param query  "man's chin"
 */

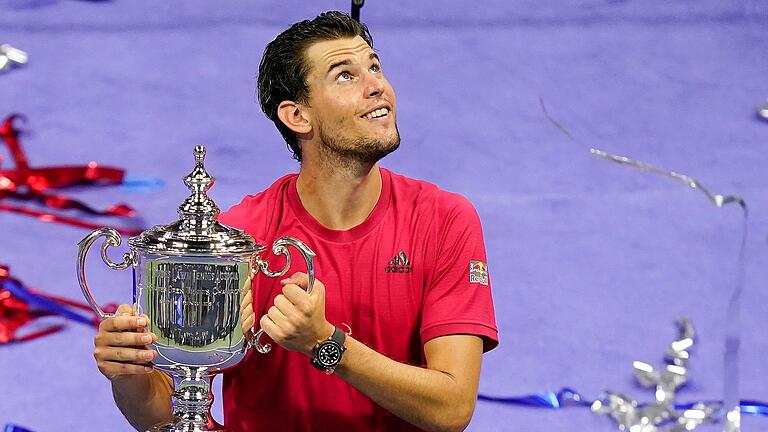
xmin=356 ymin=138 xmax=400 ymax=165
xmin=319 ymin=127 xmax=400 ymax=165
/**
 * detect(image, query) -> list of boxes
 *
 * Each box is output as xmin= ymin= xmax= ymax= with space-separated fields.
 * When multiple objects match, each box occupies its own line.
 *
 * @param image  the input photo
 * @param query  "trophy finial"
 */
xmin=125 ymin=144 xmax=260 ymax=255
xmin=179 ymin=145 xmax=220 ymax=231
xmin=194 ymin=145 xmax=206 ymax=164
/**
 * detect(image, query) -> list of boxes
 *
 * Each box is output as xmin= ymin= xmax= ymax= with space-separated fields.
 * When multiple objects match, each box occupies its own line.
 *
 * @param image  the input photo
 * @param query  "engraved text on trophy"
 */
xmin=147 ymin=262 xmax=241 ymax=347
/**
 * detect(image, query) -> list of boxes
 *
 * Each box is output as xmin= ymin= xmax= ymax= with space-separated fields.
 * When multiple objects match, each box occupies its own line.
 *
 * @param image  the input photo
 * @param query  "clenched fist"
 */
xmin=259 ymin=272 xmax=334 ymax=356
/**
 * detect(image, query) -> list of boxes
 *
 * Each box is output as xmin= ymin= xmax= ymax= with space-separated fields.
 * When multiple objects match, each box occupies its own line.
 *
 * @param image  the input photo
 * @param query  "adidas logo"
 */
xmin=385 ymin=251 xmax=412 ymax=273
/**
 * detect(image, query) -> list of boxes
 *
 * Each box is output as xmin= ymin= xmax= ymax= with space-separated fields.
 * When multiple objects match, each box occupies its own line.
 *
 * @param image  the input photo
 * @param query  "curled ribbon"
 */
xmin=0 ymin=264 xmax=117 ymax=345
xmin=0 ymin=114 xmax=143 ymax=235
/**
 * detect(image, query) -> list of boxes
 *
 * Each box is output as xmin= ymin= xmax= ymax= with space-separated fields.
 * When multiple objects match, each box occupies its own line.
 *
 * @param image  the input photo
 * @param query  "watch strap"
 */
xmin=329 ymin=325 xmax=346 ymax=347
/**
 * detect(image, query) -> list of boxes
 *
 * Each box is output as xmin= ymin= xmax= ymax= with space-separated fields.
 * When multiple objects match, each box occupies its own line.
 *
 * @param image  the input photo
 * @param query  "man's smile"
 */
xmin=360 ymin=103 xmax=393 ymax=121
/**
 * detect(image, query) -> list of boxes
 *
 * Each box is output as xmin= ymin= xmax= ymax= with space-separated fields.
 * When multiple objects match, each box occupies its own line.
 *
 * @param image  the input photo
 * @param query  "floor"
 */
xmin=1 ymin=1 xmax=766 ymax=430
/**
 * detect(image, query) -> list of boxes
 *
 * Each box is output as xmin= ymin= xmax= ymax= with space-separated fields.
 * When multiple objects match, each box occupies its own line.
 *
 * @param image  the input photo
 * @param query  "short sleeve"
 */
xmin=216 ymin=195 xmax=268 ymax=245
xmin=217 ymin=200 xmax=250 ymax=230
xmin=420 ymin=195 xmax=499 ymax=352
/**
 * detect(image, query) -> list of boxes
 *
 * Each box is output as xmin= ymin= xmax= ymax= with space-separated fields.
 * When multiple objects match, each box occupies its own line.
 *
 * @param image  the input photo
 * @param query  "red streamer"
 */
xmin=0 ymin=265 xmax=117 ymax=345
xmin=0 ymin=114 xmax=142 ymax=235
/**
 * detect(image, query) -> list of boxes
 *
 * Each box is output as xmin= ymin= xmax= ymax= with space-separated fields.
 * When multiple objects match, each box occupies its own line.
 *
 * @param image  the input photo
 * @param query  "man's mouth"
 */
xmin=361 ymin=107 xmax=390 ymax=120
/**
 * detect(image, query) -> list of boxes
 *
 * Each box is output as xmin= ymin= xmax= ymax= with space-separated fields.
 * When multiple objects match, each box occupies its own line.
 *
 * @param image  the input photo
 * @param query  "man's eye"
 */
xmin=370 ymin=64 xmax=381 ymax=73
xmin=337 ymin=71 xmax=352 ymax=81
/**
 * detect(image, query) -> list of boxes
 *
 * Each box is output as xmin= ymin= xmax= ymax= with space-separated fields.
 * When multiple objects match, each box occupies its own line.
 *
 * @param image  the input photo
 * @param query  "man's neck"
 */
xmin=296 ymin=161 xmax=382 ymax=231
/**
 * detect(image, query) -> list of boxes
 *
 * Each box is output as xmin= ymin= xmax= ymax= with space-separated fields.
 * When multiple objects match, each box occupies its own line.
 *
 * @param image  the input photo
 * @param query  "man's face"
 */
xmin=302 ymin=36 xmax=399 ymax=164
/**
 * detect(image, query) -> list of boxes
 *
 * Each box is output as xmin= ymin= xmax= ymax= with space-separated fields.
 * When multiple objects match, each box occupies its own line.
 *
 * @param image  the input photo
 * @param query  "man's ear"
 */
xmin=277 ymin=101 xmax=312 ymax=135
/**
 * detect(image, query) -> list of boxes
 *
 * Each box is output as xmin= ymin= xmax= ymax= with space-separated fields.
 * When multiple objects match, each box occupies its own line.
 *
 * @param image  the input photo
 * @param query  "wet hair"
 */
xmin=257 ymin=11 xmax=374 ymax=161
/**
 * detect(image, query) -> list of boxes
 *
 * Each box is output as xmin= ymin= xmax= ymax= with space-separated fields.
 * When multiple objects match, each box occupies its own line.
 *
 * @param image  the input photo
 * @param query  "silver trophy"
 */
xmin=76 ymin=146 xmax=316 ymax=431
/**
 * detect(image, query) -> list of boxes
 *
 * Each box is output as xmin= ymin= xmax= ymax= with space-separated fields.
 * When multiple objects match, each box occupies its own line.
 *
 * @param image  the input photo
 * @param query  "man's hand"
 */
xmin=93 ymin=304 xmax=157 ymax=380
xmin=240 ymin=276 xmax=256 ymax=337
xmin=259 ymin=272 xmax=334 ymax=356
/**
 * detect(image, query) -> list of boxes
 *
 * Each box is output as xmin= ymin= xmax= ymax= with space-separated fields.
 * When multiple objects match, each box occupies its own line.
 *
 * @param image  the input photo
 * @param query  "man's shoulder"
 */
xmin=385 ymin=168 xmax=477 ymax=215
xmin=217 ymin=173 xmax=296 ymax=228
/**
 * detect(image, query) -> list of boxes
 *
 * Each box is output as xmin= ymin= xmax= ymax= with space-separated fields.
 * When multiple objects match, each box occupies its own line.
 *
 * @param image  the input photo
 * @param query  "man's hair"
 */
xmin=257 ymin=11 xmax=374 ymax=162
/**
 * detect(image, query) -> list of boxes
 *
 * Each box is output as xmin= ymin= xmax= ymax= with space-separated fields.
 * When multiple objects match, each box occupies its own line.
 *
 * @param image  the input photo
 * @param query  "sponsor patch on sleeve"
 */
xmin=469 ymin=260 xmax=489 ymax=286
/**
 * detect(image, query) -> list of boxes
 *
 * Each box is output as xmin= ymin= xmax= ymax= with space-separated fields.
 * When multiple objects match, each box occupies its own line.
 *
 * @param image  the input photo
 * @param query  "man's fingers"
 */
xmin=242 ymin=287 xmax=253 ymax=302
xmin=99 ymin=314 xmax=148 ymax=333
xmin=273 ymin=294 xmax=297 ymax=315
xmin=241 ymin=302 xmax=254 ymax=320
xmin=280 ymin=272 xmax=325 ymax=302
xmin=93 ymin=303 xmax=158 ymax=380
xmin=281 ymin=283 xmax=311 ymax=305
xmin=240 ymin=288 xmax=253 ymax=324
xmin=94 ymin=345 xmax=156 ymax=363
xmin=241 ymin=291 xmax=255 ymax=334
xmin=97 ymin=330 xmax=156 ymax=347
xmin=281 ymin=272 xmax=309 ymax=288
xmin=242 ymin=314 xmax=255 ymax=334
xmin=260 ymin=315 xmax=284 ymax=341
xmin=266 ymin=305 xmax=292 ymax=330
xmin=97 ymin=360 xmax=154 ymax=378
xmin=115 ymin=304 xmax=134 ymax=315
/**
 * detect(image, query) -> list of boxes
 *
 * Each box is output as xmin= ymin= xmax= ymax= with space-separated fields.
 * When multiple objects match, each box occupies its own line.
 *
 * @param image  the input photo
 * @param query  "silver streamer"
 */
xmin=0 ymin=44 xmax=29 ymax=73
xmin=589 ymin=149 xmax=746 ymax=209
xmin=588 ymin=148 xmax=747 ymax=432
xmin=541 ymin=99 xmax=748 ymax=431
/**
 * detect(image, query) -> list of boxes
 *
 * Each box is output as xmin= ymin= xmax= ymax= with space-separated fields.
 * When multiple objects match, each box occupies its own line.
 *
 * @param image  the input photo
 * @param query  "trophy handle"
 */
xmin=249 ymin=237 xmax=317 ymax=354
xmin=76 ymin=228 xmax=135 ymax=321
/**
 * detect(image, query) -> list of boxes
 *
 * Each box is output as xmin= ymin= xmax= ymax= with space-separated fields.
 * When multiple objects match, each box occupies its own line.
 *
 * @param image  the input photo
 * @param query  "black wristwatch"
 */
xmin=311 ymin=326 xmax=347 ymax=373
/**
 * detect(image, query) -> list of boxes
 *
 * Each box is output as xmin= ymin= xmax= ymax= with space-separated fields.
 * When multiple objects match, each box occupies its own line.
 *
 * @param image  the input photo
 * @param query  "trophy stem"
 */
xmin=151 ymin=367 xmax=226 ymax=432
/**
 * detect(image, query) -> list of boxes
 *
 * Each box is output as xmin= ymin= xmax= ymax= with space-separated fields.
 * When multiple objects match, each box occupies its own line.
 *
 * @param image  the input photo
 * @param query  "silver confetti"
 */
xmin=757 ymin=101 xmax=768 ymax=123
xmin=0 ymin=44 xmax=29 ymax=73
xmin=591 ymin=321 xmax=727 ymax=431
xmin=670 ymin=402 xmax=721 ymax=432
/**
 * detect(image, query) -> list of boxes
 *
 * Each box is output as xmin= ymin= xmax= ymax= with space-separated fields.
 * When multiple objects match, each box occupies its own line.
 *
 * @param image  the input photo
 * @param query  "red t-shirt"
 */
xmin=218 ymin=167 xmax=498 ymax=432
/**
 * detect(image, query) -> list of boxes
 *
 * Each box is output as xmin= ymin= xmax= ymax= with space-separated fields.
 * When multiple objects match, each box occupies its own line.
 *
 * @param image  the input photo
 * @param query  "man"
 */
xmin=92 ymin=11 xmax=498 ymax=432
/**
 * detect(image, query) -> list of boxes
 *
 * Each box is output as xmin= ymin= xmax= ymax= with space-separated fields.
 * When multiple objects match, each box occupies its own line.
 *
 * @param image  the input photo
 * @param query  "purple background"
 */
xmin=1 ymin=1 xmax=767 ymax=430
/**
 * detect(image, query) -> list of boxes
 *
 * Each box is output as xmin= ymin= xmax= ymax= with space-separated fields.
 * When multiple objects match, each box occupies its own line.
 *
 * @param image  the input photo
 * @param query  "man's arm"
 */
xmin=336 ymin=334 xmax=483 ymax=432
xmin=110 ymin=371 xmax=174 ymax=431
xmin=260 ymin=273 xmax=484 ymax=432
xmin=93 ymin=304 xmax=174 ymax=431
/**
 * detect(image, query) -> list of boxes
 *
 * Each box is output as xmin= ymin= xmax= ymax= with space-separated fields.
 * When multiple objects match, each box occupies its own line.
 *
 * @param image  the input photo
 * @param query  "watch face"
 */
xmin=317 ymin=342 xmax=342 ymax=367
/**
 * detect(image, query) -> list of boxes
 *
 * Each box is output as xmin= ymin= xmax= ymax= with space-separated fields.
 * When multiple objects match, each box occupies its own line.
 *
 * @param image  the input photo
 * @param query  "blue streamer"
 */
xmin=477 ymin=388 xmax=591 ymax=408
xmin=478 ymin=389 xmax=768 ymax=417
xmin=3 ymin=425 xmax=34 ymax=432
xmin=121 ymin=175 xmax=164 ymax=193
xmin=1 ymin=278 xmax=94 ymax=326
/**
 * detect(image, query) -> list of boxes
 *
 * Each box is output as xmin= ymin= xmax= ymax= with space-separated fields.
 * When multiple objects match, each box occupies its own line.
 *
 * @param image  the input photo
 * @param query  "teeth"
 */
xmin=364 ymin=108 xmax=389 ymax=119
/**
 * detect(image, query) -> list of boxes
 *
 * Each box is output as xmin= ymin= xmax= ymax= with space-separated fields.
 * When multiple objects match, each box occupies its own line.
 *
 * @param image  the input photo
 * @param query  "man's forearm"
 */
xmin=111 ymin=370 xmax=174 ymax=431
xmin=334 ymin=335 xmax=482 ymax=432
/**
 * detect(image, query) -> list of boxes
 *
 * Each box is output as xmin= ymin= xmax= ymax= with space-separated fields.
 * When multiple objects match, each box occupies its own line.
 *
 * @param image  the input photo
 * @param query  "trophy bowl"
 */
xmin=76 ymin=146 xmax=315 ymax=432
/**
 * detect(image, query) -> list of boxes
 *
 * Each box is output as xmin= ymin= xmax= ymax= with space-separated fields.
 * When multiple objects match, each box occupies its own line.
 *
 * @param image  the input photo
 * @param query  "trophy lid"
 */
xmin=128 ymin=145 xmax=262 ymax=256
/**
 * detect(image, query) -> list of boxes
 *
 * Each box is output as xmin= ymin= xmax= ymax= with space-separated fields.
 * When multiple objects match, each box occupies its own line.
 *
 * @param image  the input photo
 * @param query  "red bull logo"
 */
xmin=469 ymin=260 xmax=489 ymax=285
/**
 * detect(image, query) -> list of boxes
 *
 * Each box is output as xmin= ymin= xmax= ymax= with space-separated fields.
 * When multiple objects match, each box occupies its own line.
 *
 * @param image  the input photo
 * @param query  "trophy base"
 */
xmin=147 ymin=419 xmax=227 ymax=432
xmin=146 ymin=368 xmax=227 ymax=432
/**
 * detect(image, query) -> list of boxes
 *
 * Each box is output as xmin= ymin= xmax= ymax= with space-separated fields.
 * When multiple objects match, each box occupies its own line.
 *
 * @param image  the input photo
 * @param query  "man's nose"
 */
xmin=366 ymin=75 xmax=385 ymax=97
